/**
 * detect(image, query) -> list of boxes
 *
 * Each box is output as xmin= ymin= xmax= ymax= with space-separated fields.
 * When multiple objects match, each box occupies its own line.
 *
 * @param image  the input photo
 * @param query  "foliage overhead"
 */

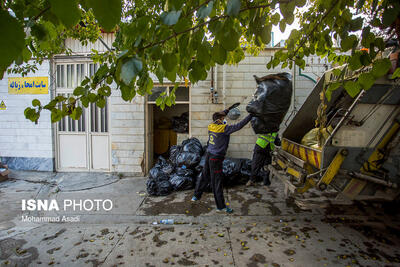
xmin=0 ymin=0 xmax=399 ymax=123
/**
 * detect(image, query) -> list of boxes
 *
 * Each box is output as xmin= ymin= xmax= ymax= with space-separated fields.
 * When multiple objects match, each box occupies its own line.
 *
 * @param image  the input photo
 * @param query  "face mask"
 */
xmin=223 ymin=119 xmax=227 ymax=124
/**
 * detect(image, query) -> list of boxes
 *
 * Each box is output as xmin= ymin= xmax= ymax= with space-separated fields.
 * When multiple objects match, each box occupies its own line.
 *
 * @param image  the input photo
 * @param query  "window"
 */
xmin=55 ymin=62 xmax=108 ymax=133
xmin=147 ymin=85 xmax=189 ymax=103
xmin=57 ymin=93 xmax=86 ymax=132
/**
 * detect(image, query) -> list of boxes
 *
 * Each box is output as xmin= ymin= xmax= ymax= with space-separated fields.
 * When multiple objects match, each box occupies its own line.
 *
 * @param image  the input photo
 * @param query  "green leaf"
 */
xmin=165 ymin=97 xmax=172 ymax=107
xmin=88 ymin=0 xmax=122 ymax=31
xmin=220 ymin=27 xmax=240 ymax=51
xmin=341 ymin=35 xmax=358 ymax=51
xmin=51 ymin=109 xmax=63 ymax=123
xmin=271 ymin=13 xmax=280 ymax=25
xmin=155 ymin=97 xmax=162 ymax=106
xmin=348 ymin=53 xmax=362 ymax=71
xmin=162 ymin=53 xmax=178 ymax=72
xmin=32 ymin=99 xmax=41 ymax=107
xmin=120 ymin=57 xmax=143 ymax=85
xmin=81 ymin=77 xmax=90 ymax=86
xmin=211 ymin=43 xmax=227 ymax=64
xmin=96 ymin=98 xmax=106 ymax=108
xmin=189 ymin=61 xmax=207 ymax=83
xmin=382 ymin=8 xmax=398 ymax=27
xmin=226 ymin=0 xmax=241 ymax=17
xmin=73 ymin=86 xmax=86 ymax=96
xmin=360 ymin=53 xmax=372 ymax=66
xmin=173 ymin=17 xmax=191 ymax=32
xmin=161 ymin=10 xmax=182 ymax=26
xmin=155 ymin=65 xmax=166 ymax=84
xmin=50 ymin=0 xmax=81 ymax=28
xmin=81 ymin=96 xmax=89 ymax=108
xmin=295 ymin=0 xmax=306 ymax=7
xmin=120 ymin=85 xmax=136 ymax=101
xmin=326 ymin=82 xmax=341 ymax=101
xmin=280 ymin=1 xmax=296 ymax=19
xmin=344 ymin=81 xmax=362 ymax=98
xmin=98 ymin=85 xmax=111 ymax=97
xmin=358 ymin=73 xmax=375 ymax=90
xmin=349 ymin=17 xmax=363 ymax=32
xmin=197 ymin=44 xmax=211 ymax=65
xmin=22 ymin=48 xmax=32 ymax=62
xmin=279 ymin=21 xmax=286 ymax=33
xmin=371 ymin=58 xmax=391 ymax=78
xmin=88 ymin=93 xmax=98 ymax=102
xmin=71 ymin=106 xmax=82 ymax=120
xmin=197 ymin=1 xmax=214 ymax=19
xmin=391 ymin=68 xmax=400 ymax=79
xmin=259 ymin=24 xmax=272 ymax=44
xmin=106 ymin=76 xmax=113 ymax=85
xmin=0 ymin=10 xmax=25 ymax=72
xmin=31 ymin=24 xmax=48 ymax=41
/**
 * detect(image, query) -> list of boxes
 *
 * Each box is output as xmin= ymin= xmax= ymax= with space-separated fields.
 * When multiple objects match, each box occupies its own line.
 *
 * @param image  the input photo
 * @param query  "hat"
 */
xmin=212 ymin=111 xmax=226 ymax=121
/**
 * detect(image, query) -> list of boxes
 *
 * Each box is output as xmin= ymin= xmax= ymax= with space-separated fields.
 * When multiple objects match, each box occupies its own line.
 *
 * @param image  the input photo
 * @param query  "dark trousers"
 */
xmin=250 ymin=144 xmax=272 ymax=185
xmin=194 ymin=152 xmax=226 ymax=209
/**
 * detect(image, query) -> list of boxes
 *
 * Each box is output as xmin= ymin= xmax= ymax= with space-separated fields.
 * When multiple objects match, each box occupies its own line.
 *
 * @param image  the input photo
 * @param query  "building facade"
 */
xmin=0 ymin=34 xmax=329 ymax=175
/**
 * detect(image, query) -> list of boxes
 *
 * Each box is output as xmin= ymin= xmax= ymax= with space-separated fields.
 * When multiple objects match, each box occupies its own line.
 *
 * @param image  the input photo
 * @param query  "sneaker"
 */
xmin=216 ymin=207 xmax=233 ymax=214
xmin=191 ymin=196 xmax=199 ymax=202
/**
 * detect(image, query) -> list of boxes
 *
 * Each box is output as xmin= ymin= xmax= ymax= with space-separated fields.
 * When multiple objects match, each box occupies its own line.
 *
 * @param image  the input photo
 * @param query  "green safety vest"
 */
xmin=256 ymin=132 xmax=278 ymax=150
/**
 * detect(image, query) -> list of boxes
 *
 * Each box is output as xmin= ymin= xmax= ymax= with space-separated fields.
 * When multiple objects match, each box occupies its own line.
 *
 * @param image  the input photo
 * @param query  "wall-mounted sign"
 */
xmin=0 ymin=100 xmax=6 ymax=110
xmin=8 ymin=77 xmax=48 ymax=94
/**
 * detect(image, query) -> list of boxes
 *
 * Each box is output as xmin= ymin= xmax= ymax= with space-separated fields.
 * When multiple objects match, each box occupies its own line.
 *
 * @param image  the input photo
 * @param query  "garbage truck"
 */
xmin=269 ymin=64 xmax=400 ymax=208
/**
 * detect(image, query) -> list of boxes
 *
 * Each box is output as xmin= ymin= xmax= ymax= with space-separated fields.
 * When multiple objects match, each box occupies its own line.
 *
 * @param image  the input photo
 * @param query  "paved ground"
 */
xmin=0 ymin=171 xmax=400 ymax=267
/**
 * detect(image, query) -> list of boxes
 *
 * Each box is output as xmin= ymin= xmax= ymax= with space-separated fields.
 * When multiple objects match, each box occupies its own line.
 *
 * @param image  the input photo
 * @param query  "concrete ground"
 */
xmin=0 ymin=171 xmax=400 ymax=267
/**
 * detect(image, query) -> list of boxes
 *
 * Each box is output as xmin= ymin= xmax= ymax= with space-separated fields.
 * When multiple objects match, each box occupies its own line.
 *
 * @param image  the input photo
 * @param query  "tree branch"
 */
xmin=140 ymin=3 xmax=275 ymax=51
xmin=291 ymin=1 xmax=339 ymax=58
xmin=185 ymin=0 xmax=213 ymax=18
xmin=33 ymin=6 xmax=51 ymax=21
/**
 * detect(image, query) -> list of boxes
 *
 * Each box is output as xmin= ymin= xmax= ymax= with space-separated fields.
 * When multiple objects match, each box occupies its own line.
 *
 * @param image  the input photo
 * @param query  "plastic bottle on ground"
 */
xmin=160 ymin=219 xmax=174 ymax=225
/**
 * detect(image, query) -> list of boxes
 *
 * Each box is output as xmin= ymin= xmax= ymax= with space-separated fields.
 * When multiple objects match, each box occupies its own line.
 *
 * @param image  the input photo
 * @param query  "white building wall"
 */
xmin=110 ymin=90 xmax=145 ymax=175
xmin=0 ymin=61 xmax=54 ymax=171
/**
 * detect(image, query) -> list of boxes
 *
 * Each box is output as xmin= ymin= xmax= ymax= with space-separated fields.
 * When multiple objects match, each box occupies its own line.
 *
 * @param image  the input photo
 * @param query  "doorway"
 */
xmin=145 ymin=85 xmax=190 ymax=173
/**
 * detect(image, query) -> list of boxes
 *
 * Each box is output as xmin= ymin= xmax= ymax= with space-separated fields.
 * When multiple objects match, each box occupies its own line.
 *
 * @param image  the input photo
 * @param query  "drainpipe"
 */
xmin=222 ymin=64 xmax=226 ymax=108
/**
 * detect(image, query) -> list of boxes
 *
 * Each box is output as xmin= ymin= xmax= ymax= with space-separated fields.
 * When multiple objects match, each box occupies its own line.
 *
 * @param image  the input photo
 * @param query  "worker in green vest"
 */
xmin=246 ymin=133 xmax=281 ymax=186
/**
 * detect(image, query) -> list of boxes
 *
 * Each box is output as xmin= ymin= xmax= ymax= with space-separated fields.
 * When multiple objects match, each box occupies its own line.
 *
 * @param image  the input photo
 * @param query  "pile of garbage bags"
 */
xmin=171 ymin=112 xmax=189 ymax=133
xmin=246 ymin=73 xmax=293 ymax=134
xmin=146 ymin=137 xmax=253 ymax=196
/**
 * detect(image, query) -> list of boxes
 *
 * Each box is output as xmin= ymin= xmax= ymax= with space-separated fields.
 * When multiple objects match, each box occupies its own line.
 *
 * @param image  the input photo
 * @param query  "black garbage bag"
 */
xmin=172 ymin=112 xmax=189 ymax=133
xmin=156 ymin=156 xmax=168 ymax=167
xmin=158 ymin=180 xmax=174 ymax=195
xmin=240 ymin=159 xmax=252 ymax=177
xmin=250 ymin=115 xmax=285 ymax=134
xmin=246 ymin=73 xmax=292 ymax=133
xmin=175 ymin=167 xmax=194 ymax=177
xmin=149 ymin=166 xmax=168 ymax=181
xmin=222 ymin=158 xmax=242 ymax=177
xmin=146 ymin=179 xmax=173 ymax=196
xmin=246 ymin=73 xmax=292 ymax=115
xmin=169 ymin=145 xmax=182 ymax=165
xmin=181 ymin=111 xmax=189 ymax=120
xmin=170 ymin=174 xmax=194 ymax=191
xmin=146 ymin=179 xmax=158 ymax=195
xmin=176 ymin=152 xmax=201 ymax=168
xmin=182 ymin=138 xmax=203 ymax=155
xmin=161 ymin=163 xmax=174 ymax=175
xmin=222 ymin=158 xmax=252 ymax=186
xmin=195 ymin=155 xmax=207 ymax=173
